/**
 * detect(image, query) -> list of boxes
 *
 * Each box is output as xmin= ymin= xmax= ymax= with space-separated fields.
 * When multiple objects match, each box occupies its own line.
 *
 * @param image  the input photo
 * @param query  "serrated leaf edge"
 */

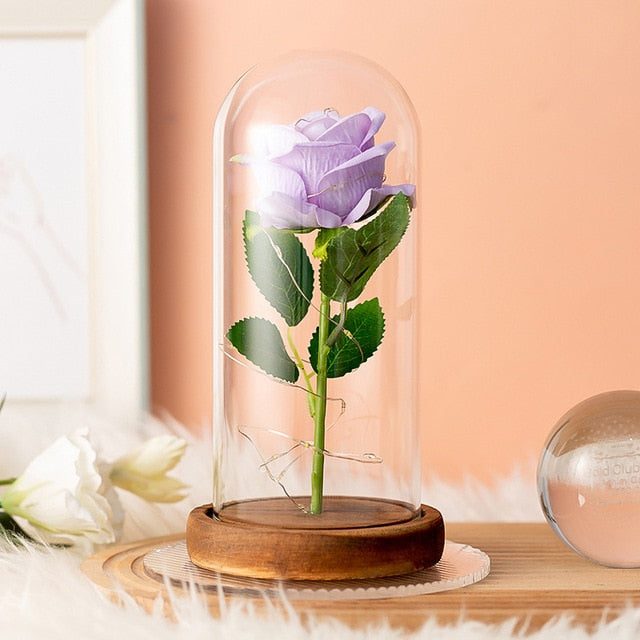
xmin=242 ymin=212 xmax=314 ymax=327
xmin=319 ymin=193 xmax=411 ymax=302
xmin=226 ymin=316 xmax=299 ymax=383
xmin=308 ymin=298 xmax=386 ymax=378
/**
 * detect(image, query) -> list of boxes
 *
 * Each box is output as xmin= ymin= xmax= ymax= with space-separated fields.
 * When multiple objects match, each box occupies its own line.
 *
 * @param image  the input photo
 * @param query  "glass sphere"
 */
xmin=538 ymin=390 xmax=640 ymax=567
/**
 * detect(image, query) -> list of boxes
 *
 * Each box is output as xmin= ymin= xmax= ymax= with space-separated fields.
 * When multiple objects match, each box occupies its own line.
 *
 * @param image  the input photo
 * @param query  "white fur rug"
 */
xmin=1 ymin=406 xmax=639 ymax=639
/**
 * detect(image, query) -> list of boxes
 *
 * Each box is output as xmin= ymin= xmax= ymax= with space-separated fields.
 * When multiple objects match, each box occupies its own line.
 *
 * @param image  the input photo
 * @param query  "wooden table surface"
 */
xmin=82 ymin=522 xmax=640 ymax=632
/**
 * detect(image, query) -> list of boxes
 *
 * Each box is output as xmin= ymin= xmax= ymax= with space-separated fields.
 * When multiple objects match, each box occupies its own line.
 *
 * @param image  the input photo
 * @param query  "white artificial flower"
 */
xmin=109 ymin=435 xmax=188 ymax=503
xmin=1 ymin=432 xmax=123 ymax=552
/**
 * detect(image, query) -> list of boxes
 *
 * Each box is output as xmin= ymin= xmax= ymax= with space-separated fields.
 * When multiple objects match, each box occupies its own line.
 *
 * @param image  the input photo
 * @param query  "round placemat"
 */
xmin=143 ymin=539 xmax=489 ymax=601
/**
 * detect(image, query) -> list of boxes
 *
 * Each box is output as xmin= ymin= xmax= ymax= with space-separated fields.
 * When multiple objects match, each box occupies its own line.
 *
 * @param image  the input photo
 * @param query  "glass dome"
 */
xmin=211 ymin=50 xmax=421 ymax=530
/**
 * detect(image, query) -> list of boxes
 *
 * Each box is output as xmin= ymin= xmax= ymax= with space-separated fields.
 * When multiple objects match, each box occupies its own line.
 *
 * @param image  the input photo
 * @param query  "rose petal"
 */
xmin=312 ymin=142 xmax=394 ymax=217
xmin=360 ymin=106 xmax=386 ymax=149
xmin=253 ymin=124 xmax=308 ymax=158
xmin=314 ymin=207 xmax=344 ymax=228
xmin=256 ymin=192 xmax=322 ymax=229
xmin=248 ymin=159 xmax=307 ymax=202
xmin=274 ymin=142 xmax=358 ymax=195
xmin=316 ymin=112 xmax=373 ymax=147
xmin=295 ymin=110 xmax=340 ymax=140
xmin=341 ymin=184 xmax=416 ymax=226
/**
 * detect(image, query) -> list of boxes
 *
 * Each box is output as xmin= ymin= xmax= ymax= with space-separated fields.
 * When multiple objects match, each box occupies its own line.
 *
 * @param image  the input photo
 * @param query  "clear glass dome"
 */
xmin=538 ymin=390 xmax=640 ymax=567
xmin=212 ymin=50 xmax=421 ymax=529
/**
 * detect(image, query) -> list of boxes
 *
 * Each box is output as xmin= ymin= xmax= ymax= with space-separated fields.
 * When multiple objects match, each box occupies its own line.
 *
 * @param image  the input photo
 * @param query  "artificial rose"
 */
xmin=236 ymin=106 xmax=415 ymax=229
xmin=0 ymin=433 xmax=122 ymax=552
xmin=109 ymin=435 xmax=188 ymax=503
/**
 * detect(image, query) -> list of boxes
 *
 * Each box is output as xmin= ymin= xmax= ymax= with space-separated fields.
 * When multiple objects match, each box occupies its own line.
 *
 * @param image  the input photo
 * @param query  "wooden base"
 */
xmin=186 ymin=498 xmax=445 ymax=580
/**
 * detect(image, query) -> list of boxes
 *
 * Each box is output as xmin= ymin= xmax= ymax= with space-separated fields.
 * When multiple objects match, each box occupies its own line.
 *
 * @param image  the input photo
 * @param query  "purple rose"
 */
xmin=236 ymin=107 xmax=415 ymax=229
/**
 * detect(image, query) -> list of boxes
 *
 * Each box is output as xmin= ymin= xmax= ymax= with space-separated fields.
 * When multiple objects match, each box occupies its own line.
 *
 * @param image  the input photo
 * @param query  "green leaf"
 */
xmin=319 ymin=192 xmax=411 ymax=302
xmin=244 ymin=211 xmax=314 ymax=326
xmin=227 ymin=317 xmax=299 ymax=383
xmin=313 ymin=227 xmax=345 ymax=260
xmin=308 ymin=298 xmax=385 ymax=378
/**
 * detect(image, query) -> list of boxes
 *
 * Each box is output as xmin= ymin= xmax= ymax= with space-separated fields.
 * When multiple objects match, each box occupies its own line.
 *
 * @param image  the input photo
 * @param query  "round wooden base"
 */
xmin=186 ymin=498 xmax=445 ymax=581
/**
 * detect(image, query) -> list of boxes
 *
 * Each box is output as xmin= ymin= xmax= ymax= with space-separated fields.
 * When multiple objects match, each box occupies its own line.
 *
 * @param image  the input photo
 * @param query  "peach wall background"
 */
xmin=146 ymin=0 xmax=640 ymax=483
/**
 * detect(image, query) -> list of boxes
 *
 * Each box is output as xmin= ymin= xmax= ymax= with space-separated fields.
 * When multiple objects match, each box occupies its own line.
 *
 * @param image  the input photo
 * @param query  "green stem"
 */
xmin=310 ymin=293 xmax=331 ymax=514
xmin=0 ymin=478 xmax=16 ymax=486
xmin=326 ymin=296 xmax=348 ymax=349
xmin=287 ymin=327 xmax=316 ymax=417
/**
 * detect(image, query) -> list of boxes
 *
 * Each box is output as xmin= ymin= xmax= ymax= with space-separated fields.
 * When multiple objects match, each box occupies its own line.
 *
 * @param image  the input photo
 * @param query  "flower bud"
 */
xmin=109 ymin=435 xmax=188 ymax=503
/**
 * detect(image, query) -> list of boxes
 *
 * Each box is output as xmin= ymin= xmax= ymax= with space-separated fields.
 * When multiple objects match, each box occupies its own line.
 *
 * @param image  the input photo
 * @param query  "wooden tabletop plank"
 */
xmin=82 ymin=522 xmax=640 ymax=631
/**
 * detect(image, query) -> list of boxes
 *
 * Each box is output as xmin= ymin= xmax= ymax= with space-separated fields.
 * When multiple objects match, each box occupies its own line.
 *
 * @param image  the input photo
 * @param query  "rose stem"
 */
xmin=287 ymin=327 xmax=316 ymax=417
xmin=310 ymin=293 xmax=331 ymax=514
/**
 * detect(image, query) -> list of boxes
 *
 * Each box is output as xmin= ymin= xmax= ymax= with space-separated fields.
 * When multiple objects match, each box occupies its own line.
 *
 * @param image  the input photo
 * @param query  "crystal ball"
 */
xmin=537 ymin=390 xmax=640 ymax=567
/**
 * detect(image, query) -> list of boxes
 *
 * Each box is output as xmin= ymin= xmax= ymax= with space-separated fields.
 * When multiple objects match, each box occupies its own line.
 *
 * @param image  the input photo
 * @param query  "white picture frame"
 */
xmin=0 ymin=0 xmax=148 ymax=422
